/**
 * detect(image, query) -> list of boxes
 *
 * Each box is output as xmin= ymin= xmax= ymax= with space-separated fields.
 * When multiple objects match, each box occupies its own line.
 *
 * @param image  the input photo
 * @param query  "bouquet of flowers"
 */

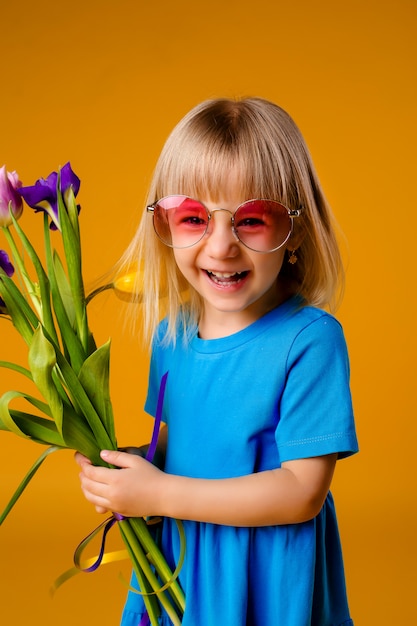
xmin=0 ymin=163 xmax=185 ymax=625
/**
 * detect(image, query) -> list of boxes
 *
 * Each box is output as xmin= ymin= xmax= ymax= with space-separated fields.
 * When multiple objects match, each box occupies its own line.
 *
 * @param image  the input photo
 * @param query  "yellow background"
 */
xmin=1 ymin=0 xmax=416 ymax=623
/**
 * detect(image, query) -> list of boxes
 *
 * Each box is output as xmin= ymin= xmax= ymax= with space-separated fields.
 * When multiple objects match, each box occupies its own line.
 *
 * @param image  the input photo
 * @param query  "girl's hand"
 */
xmin=118 ymin=444 xmax=166 ymax=470
xmin=76 ymin=449 xmax=164 ymax=517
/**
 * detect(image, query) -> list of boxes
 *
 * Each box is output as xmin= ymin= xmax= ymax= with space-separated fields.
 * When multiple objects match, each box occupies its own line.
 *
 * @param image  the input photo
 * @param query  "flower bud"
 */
xmin=113 ymin=271 xmax=167 ymax=302
xmin=113 ymin=272 xmax=144 ymax=302
xmin=0 ymin=249 xmax=15 ymax=277
xmin=0 ymin=166 xmax=23 ymax=227
xmin=86 ymin=270 xmax=168 ymax=304
xmin=0 ymin=250 xmax=14 ymax=315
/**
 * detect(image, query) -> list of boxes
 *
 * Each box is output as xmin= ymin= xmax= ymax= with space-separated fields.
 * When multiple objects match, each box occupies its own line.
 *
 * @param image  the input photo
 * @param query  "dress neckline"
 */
xmin=191 ymin=295 xmax=302 ymax=354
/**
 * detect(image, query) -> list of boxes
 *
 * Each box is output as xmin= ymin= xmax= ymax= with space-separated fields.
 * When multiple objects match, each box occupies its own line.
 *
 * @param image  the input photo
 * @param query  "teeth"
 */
xmin=210 ymin=271 xmax=242 ymax=278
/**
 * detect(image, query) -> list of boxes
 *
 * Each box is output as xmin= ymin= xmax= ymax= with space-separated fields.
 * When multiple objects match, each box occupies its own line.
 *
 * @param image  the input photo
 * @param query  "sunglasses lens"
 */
xmin=153 ymin=196 xmax=209 ymax=247
xmin=234 ymin=200 xmax=292 ymax=252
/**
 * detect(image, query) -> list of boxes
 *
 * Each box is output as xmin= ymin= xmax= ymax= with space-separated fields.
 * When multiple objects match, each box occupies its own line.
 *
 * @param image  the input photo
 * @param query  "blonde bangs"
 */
xmin=151 ymin=99 xmax=300 ymax=206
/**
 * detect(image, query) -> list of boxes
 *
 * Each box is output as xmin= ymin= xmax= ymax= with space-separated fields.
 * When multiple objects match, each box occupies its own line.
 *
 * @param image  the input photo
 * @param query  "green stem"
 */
xmin=9 ymin=213 xmax=59 ymax=347
xmin=43 ymin=215 xmax=86 ymax=371
xmin=85 ymin=283 xmax=113 ymax=305
xmin=118 ymin=523 xmax=162 ymax=626
xmin=120 ymin=519 xmax=183 ymax=625
xmin=57 ymin=190 xmax=89 ymax=354
xmin=129 ymin=517 xmax=186 ymax=613
xmin=2 ymin=226 xmax=42 ymax=318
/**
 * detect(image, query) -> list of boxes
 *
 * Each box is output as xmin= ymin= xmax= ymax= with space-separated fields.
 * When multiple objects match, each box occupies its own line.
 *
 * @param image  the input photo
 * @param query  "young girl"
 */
xmin=77 ymin=97 xmax=358 ymax=626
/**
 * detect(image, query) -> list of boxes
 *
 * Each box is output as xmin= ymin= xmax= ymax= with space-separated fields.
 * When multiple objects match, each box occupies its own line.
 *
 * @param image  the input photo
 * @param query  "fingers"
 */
xmin=100 ymin=449 xmax=138 ymax=468
xmin=75 ymin=449 xmax=152 ymax=517
xmin=118 ymin=445 xmax=148 ymax=458
xmin=78 ymin=453 xmax=139 ymax=499
xmin=75 ymin=449 xmax=142 ymax=470
xmin=80 ymin=462 xmax=110 ymax=485
xmin=78 ymin=467 xmax=113 ymax=511
xmin=95 ymin=505 xmax=109 ymax=514
xmin=76 ymin=450 xmax=137 ymax=504
xmin=74 ymin=451 xmax=92 ymax=467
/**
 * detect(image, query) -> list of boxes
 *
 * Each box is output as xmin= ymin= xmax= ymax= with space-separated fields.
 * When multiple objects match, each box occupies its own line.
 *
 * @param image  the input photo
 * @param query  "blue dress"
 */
xmin=121 ymin=297 xmax=358 ymax=626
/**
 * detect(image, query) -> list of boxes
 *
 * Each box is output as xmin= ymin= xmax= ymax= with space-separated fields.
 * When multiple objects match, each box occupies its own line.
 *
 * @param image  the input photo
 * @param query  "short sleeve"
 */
xmin=276 ymin=315 xmax=358 ymax=462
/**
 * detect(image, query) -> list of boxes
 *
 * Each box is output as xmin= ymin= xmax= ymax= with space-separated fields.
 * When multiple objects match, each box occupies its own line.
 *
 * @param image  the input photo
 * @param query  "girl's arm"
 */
xmin=76 ymin=445 xmax=337 ymax=526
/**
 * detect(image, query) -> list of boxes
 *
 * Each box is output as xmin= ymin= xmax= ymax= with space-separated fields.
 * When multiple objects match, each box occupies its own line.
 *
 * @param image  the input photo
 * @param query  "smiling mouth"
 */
xmin=206 ymin=270 xmax=249 ymax=285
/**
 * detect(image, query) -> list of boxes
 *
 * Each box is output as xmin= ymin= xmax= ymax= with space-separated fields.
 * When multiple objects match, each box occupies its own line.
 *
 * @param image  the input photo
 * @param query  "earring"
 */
xmin=288 ymin=248 xmax=298 ymax=265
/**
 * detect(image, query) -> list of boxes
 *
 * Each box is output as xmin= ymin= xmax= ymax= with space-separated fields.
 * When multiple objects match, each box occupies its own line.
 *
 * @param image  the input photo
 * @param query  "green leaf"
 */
xmin=78 ymin=340 xmax=116 ymax=445
xmin=0 ymin=410 xmax=65 ymax=446
xmin=0 ymin=274 xmax=37 ymax=344
xmin=60 ymin=404 xmax=101 ymax=464
xmin=28 ymin=326 xmax=63 ymax=433
xmin=10 ymin=212 xmax=58 ymax=346
xmin=53 ymin=250 xmax=75 ymax=326
xmin=83 ymin=307 xmax=97 ymax=353
xmin=0 ymin=389 xmax=53 ymax=438
xmin=0 ymin=385 xmax=100 ymax=462
xmin=43 ymin=214 xmax=86 ymax=373
xmin=0 ymin=361 xmax=33 ymax=380
xmin=65 ymin=186 xmax=81 ymax=239
xmin=0 ymin=446 xmax=62 ymax=526
xmin=57 ymin=190 xmax=88 ymax=351
xmin=54 ymin=351 xmax=114 ymax=451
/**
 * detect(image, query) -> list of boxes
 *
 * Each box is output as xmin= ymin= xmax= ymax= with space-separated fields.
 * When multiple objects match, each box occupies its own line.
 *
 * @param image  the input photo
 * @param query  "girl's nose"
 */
xmin=205 ymin=210 xmax=239 ymax=258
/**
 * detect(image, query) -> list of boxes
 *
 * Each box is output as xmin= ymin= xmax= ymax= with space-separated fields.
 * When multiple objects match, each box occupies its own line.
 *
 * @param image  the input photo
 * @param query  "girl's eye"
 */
xmin=174 ymin=199 xmax=208 ymax=228
xmin=181 ymin=215 xmax=207 ymax=226
xmin=236 ymin=216 xmax=266 ymax=228
xmin=235 ymin=216 xmax=266 ymax=230
xmin=170 ymin=209 xmax=208 ymax=229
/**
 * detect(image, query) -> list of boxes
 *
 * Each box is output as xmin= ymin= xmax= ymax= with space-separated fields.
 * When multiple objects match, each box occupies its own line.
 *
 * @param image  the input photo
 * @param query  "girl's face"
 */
xmin=173 ymin=190 xmax=289 ymax=339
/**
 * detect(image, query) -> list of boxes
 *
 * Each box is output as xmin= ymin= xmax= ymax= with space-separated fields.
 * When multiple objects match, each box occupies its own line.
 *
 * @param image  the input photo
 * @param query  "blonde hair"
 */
xmin=117 ymin=97 xmax=344 ymax=345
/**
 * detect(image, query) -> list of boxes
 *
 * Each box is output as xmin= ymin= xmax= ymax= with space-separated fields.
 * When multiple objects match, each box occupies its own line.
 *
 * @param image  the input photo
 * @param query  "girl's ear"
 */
xmin=285 ymin=225 xmax=305 ymax=265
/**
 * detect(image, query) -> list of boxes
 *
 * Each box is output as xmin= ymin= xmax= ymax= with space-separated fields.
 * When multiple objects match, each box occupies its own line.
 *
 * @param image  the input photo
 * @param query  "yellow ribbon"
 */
xmin=50 ymin=516 xmax=185 ymax=599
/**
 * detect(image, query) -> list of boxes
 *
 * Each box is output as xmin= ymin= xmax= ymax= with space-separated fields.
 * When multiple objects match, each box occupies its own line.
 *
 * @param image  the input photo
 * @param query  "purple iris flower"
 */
xmin=0 ymin=165 xmax=23 ymax=227
xmin=18 ymin=162 xmax=80 ymax=229
xmin=0 ymin=249 xmax=15 ymax=277
xmin=0 ymin=250 xmax=14 ymax=314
